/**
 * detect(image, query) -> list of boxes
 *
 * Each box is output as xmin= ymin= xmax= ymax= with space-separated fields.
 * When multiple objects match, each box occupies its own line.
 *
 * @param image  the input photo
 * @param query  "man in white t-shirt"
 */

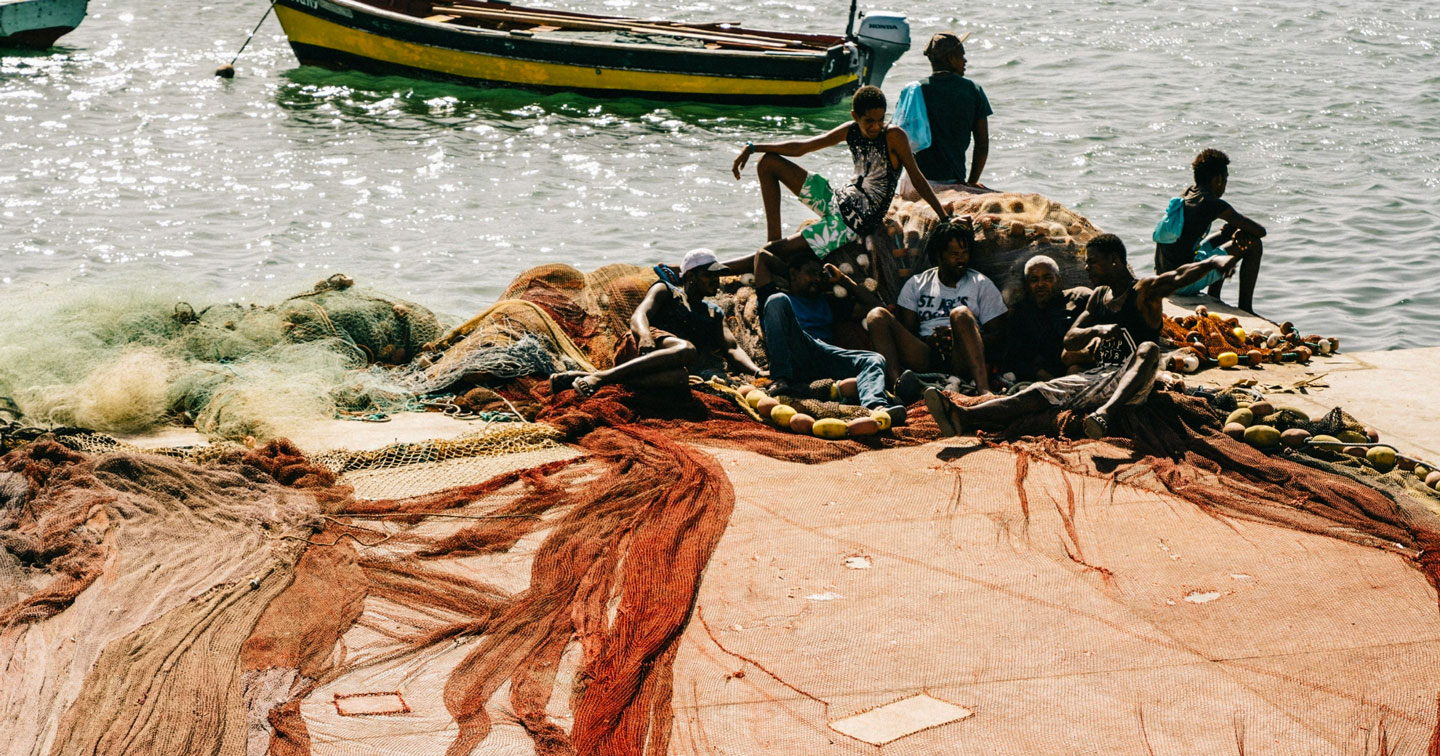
xmin=865 ymin=219 xmax=1007 ymax=395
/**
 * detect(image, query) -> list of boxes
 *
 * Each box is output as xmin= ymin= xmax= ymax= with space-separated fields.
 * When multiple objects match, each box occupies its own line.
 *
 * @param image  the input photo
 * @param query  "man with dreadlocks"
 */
xmin=551 ymin=248 xmax=762 ymax=396
xmin=925 ymin=233 xmax=1239 ymax=439
xmin=864 ymin=218 xmax=1007 ymax=396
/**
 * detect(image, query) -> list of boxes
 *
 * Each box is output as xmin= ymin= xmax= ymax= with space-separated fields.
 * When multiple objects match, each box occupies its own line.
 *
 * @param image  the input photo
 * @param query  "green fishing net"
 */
xmin=0 ymin=276 xmax=445 ymax=441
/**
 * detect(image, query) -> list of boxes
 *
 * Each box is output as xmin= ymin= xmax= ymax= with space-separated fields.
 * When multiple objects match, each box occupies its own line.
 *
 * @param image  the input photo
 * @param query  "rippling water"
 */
xmin=3 ymin=0 xmax=1438 ymax=349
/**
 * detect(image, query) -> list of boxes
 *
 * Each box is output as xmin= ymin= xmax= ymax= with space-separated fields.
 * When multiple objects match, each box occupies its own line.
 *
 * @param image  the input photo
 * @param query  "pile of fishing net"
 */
xmin=0 ymin=276 xmax=443 ymax=441
xmin=6 ymin=368 xmax=1440 ymax=754
xmin=871 ymin=190 xmax=1100 ymax=302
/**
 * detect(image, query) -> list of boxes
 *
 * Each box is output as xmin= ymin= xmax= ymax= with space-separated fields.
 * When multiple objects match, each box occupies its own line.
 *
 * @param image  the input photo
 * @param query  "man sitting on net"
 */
xmin=864 ymin=218 xmax=1007 ymax=397
xmin=551 ymin=248 xmax=762 ymax=396
xmin=999 ymin=254 xmax=1092 ymax=382
xmin=755 ymin=249 xmax=906 ymax=422
xmin=925 ymin=233 xmax=1239 ymax=439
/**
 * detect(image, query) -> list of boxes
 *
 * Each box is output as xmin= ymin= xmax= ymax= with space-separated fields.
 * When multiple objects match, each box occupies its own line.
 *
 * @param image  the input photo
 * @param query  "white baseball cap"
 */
xmin=679 ymin=248 xmax=728 ymax=276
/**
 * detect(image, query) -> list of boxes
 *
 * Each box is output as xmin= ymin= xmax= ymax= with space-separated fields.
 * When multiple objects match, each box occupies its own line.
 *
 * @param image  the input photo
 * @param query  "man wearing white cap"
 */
xmin=551 ymin=249 xmax=762 ymax=397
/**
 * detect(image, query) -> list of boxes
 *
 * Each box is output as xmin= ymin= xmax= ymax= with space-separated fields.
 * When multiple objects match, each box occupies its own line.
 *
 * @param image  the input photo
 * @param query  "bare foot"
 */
xmin=549 ymin=371 xmax=588 ymax=393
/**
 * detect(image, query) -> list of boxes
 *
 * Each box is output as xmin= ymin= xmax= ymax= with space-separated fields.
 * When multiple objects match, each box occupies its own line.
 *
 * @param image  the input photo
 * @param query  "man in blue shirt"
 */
xmin=754 ymin=250 xmax=904 ymax=421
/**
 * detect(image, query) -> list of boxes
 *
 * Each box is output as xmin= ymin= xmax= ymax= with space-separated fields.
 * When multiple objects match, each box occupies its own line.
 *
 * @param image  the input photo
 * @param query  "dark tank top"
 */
xmin=649 ymin=282 xmax=724 ymax=356
xmin=1091 ymin=283 xmax=1159 ymax=364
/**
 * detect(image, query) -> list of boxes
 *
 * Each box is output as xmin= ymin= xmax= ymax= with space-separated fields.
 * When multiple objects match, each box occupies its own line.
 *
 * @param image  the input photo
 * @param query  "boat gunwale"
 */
xmin=306 ymin=0 xmax=849 ymax=59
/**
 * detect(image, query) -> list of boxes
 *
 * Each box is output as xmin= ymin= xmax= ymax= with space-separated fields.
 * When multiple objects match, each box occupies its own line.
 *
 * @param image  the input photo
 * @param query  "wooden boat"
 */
xmin=273 ymin=0 xmax=911 ymax=106
xmin=0 ymin=0 xmax=88 ymax=48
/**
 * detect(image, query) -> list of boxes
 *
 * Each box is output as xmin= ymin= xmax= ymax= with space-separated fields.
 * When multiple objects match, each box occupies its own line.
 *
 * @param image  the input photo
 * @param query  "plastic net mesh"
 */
xmin=5 ymin=379 xmax=1440 ymax=755
xmin=874 ymin=190 xmax=1099 ymax=302
xmin=0 ymin=276 xmax=443 ymax=442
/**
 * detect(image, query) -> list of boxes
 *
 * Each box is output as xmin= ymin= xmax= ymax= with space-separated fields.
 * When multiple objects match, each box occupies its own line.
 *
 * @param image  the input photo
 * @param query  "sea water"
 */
xmin=2 ymin=0 xmax=1438 ymax=350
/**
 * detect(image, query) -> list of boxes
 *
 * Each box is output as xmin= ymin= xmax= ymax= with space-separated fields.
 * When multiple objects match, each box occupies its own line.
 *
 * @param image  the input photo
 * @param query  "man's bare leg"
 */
xmin=1084 ymin=342 xmax=1161 ymax=438
xmin=947 ymin=306 xmax=992 ymax=395
xmin=1202 ymin=232 xmax=1262 ymax=313
xmin=573 ymin=337 xmax=696 ymax=394
xmin=925 ymin=386 xmax=1050 ymax=437
xmin=863 ymin=307 xmax=932 ymax=387
xmin=1234 ymin=234 xmax=1263 ymax=314
xmin=719 ymin=234 xmax=812 ymax=275
xmin=755 ymin=153 xmax=810 ymax=241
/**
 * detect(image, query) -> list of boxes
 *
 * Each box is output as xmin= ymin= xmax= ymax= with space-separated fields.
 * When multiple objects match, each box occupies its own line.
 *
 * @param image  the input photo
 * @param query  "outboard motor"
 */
xmin=853 ymin=11 xmax=911 ymax=87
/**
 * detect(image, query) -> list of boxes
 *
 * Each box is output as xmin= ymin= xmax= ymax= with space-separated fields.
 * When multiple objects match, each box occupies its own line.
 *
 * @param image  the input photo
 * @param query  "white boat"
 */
xmin=0 ymin=0 xmax=88 ymax=49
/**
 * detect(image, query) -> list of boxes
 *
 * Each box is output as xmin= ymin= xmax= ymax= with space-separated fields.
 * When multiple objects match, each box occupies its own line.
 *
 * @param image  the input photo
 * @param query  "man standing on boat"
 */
xmin=895 ymin=31 xmax=992 ymax=197
xmin=725 ymin=85 xmax=952 ymax=269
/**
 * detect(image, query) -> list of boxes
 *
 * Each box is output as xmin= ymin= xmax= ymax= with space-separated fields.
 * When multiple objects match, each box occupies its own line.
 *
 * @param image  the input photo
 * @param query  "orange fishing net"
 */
xmin=6 ymin=256 xmax=1440 ymax=755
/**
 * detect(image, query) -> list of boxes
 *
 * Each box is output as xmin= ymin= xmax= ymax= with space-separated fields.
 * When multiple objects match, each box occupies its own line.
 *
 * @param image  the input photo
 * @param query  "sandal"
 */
xmin=923 ymin=387 xmax=962 ymax=438
xmin=1083 ymin=411 xmax=1109 ymax=440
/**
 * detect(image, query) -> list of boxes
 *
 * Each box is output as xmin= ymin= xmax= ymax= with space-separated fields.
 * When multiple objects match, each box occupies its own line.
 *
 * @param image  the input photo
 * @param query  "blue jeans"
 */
xmin=762 ymin=294 xmax=889 ymax=409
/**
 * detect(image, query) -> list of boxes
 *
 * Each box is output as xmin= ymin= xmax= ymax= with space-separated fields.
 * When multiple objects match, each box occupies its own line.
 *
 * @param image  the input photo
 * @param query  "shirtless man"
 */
xmin=926 ymin=233 xmax=1239 ymax=439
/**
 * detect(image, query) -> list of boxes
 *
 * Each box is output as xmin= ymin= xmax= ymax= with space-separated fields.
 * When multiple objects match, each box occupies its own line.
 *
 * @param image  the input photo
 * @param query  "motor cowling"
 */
xmin=854 ymin=12 xmax=910 ymax=87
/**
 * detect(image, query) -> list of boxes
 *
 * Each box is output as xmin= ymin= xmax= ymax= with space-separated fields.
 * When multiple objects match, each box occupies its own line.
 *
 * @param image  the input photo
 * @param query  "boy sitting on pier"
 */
xmin=551 ymin=249 xmax=762 ymax=396
xmin=726 ymin=85 xmax=953 ymax=270
xmin=1154 ymin=148 xmax=1267 ymax=313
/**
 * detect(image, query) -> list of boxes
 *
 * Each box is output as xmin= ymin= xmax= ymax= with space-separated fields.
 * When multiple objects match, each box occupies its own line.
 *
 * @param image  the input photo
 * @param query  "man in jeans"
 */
xmin=756 ymin=250 xmax=906 ymax=423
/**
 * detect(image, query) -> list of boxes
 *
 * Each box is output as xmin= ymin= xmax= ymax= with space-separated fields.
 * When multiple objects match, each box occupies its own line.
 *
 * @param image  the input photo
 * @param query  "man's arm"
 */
xmin=825 ymin=262 xmax=882 ymax=314
xmin=888 ymin=126 xmax=952 ymax=220
xmin=966 ymin=116 xmax=989 ymax=186
xmin=721 ymin=323 xmax=764 ymax=375
xmin=732 ymin=123 xmax=850 ymax=179
xmin=630 ymin=282 xmax=672 ymax=350
xmin=753 ymin=250 xmax=783 ymax=290
xmin=1063 ymin=292 xmax=1117 ymax=351
xmin=1215 ymin=203 xmax=1266 ymax=238
xmin=1142 ymin=253 xmax=1242 ymax=301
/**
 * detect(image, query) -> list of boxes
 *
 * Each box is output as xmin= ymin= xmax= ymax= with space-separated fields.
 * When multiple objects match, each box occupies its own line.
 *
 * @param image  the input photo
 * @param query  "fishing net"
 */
xmin=5 ymin=209 xmax=1440 ymax=753
xmin=426 ymin=264 xmax=656 ymax=379
xmin=5 ymin=366 xmax=1440 ymax=754
xmin=871 ymin=191 xmax=1099 ymax=303
xmin=0 ymin=277 xmax=443 ymax=442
